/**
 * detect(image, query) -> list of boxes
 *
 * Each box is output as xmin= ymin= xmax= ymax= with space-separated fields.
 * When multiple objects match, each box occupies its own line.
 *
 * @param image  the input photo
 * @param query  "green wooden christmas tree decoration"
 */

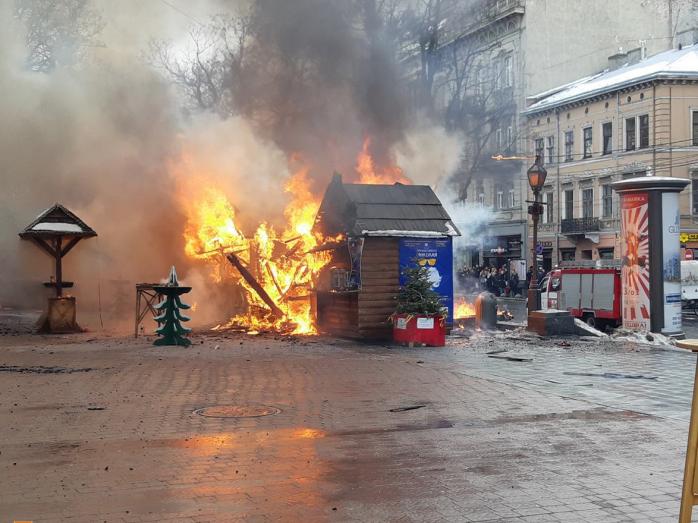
xmin=153 ymin=266 xmax=192 ymax=346
xmin=396 ymin=264 xmax=447 ymax=316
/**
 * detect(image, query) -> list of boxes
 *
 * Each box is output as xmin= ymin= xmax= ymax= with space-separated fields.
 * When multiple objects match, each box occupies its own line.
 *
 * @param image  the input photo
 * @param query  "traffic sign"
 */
xmin=535 ymin=243 xmax=544 ymax=255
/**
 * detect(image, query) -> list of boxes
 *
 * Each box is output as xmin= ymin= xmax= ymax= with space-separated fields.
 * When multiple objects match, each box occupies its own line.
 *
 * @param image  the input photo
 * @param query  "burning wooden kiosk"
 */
xmin=19 ymin=204 xmax=97 ymax=333
xmin=312 ymin=174 xmax=460 ymax=339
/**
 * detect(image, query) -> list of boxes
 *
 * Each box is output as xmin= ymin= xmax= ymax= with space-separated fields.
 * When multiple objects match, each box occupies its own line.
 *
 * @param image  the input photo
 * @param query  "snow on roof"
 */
xmin=31 ymin=222 xmax=85 ymax=233
xmin=361 ymin=229 xmax=456 ymax=238
xmin=525 ymin=44 xmax=698 ymax=115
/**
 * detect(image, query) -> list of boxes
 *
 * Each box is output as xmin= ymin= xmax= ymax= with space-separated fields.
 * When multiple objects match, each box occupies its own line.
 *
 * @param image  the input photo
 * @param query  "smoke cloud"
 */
xmin=0 ymin=0 xmax=464 ymax=332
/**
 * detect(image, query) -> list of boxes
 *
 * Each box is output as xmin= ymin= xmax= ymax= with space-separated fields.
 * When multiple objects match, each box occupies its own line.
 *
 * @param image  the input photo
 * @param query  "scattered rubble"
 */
xmin=0 ymin=365 xmax=93 ymax=374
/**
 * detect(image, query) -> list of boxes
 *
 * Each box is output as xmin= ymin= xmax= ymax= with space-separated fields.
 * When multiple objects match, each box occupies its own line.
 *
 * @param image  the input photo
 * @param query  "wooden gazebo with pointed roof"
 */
xmin=19 ymin=203 xmax=97 ymax=298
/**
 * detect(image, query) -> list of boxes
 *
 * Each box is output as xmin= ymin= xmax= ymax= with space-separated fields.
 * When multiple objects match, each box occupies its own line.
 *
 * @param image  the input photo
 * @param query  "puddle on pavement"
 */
xmin=194 ymin=405 xmax=282 ymax=418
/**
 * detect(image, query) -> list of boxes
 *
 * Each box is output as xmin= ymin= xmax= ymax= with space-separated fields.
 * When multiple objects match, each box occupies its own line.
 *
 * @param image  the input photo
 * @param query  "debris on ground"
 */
xmin=389 ymin=405 xmax=426 ymax=412
xmin=0 ymin=365 xmax=93 ymax=374
xmin=612 ymin=329 xmax=677 ymax=348
xmin=573 ymin=318 xmax=608 ymax=337
xmin=564 ymin=371 xmax=658 ymax=380
xmin=488 ymin=353 xmax=533 ymax=362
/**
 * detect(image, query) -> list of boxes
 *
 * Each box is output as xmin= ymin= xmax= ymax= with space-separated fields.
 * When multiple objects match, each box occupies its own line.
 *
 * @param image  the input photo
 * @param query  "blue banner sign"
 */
xmin=398 ymin=237 xmax=454 ymax=325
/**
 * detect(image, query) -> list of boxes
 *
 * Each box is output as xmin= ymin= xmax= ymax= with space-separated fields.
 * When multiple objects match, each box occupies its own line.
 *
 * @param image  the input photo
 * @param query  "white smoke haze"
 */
xmin=0 ymin=0 xmax=466 ymax=333
xmin=395 ymin=123 xmax=463 ymax=189
xmin=440 ymin=199 xmax=493 ymax=273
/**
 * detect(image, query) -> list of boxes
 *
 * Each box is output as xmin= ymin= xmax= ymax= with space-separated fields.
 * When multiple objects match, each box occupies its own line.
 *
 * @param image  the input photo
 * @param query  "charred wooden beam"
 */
xmin=226 ymin=252 xmax=284 ymax=319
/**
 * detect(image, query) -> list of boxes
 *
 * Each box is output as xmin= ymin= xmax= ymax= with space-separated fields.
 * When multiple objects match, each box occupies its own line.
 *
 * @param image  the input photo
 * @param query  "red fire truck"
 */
xmin=540 ymin=261 xmax=622 ymax=329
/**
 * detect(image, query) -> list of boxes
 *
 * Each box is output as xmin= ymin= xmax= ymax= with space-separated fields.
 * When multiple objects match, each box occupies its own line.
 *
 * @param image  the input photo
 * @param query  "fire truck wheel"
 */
xmin=584 ymin=314 xmax=597 ymax=329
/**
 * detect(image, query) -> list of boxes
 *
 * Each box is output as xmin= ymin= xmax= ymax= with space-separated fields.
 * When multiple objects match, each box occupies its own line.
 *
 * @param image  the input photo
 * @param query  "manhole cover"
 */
xmin=194 ymin=405 xmax=281 ymax=418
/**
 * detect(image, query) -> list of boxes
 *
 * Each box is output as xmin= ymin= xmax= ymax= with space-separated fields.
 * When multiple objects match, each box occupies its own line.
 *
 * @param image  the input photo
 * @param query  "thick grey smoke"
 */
xmin=181 ymin=0 xmax=416 ymax=186
xmin=0 ymin=1 xmax=289 ymax=330
xmin=0 ymin=0 xmax=464 ymax=332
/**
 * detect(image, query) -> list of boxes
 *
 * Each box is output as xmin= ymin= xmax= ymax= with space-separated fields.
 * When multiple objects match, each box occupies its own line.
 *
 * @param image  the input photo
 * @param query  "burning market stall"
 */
xmin=312 ymin=174 xmax=460 ymax=339
xmin=19 ymin=203 xmax=97 ymax=333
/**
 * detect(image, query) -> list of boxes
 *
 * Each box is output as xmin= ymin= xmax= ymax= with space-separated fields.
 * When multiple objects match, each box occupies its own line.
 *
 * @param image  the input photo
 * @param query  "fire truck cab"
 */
xmin=540 ymin=261 xmax=622 ymax=330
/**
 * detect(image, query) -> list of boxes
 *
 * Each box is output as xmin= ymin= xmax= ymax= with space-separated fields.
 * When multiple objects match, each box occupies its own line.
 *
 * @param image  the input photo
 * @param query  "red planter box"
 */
xmin=392 ymin=314 xmax=446 ymax=347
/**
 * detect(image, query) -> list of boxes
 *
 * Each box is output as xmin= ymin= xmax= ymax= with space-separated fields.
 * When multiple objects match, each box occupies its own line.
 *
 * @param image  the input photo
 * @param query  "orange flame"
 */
xmin=454 ymin=298 xmax=476 ymax=319
xmin=181 ymin=161 xmax=335 ymax=335
xmin=179 ymin=137 xmax=406 ymax=334
xmin=356 ymin=137 xmax=411 ymax=185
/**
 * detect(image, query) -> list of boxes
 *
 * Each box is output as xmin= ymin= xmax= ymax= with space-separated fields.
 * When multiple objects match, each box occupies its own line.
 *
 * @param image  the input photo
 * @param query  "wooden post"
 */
xmin=226 ymin=252 xmax=284 ymax=319
xmin=680 ymin=352 xmax=698 ymax=521
xmin=135 ymin=289 xmax=141 ymax=338
xmin=54 ymin=236 xmax=63 ymax=297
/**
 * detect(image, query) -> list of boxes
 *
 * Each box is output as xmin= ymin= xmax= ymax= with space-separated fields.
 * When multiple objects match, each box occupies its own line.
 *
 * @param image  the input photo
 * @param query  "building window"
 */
xmin=495 ymin=128 xmax=502 ymax=151
xmin=546 ymin=136 xmax=555 ymax=165
xmin=564 ymin=189 xmax=574 ymax=220
xmin=564 ymin=130 xmax=574 ymax=161
xmin=560 ymin=248 xmax=576 ymax=261
xmin=598 ymin=248 xmax=615 ymax=260
xmin=693 ymin=111 xmax=698 ymax=146
xmin=474 ymin=67 xmax=483 ymax=97
xmin=602 ymin=184 xmax=613 ymax=218
xmin=583 ymin=127 xmax=592 ymax=158
xmin=493 ymin=59 xmax=501 ymax=89
xmin=602 ymin=122 xmax=612 ymax=155
xmin=330 ymin=268 xmax=349 ymax=290
xmin=503 ymin=55 xmax=513 ymax=87
xmin=626 ymin=117 xmax=636 ymax=151
xmin=495 ymin=185 xmax=503 ymax=209
xmin=534 ymin=138 xmax=544 ymax=160
xmin=693 ymin=176 xmax=698 ymax=214
xmin=506 ymin=126 xmax=513 ymax=151
xmin=508 ymin=188 xmax=516 ymax=208
xmin=582 ymin=188 xmax=594 ymax=218
xmin=543 ymin=192 xmax=553 ymax=223
xmin=478 ymin=192 xmax=485 ymax=205
xmin=639 ymin=114 xmax=649 ymax=149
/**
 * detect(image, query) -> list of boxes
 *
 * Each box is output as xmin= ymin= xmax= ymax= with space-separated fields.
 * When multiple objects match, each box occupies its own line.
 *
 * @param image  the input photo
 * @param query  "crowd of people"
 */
xmin=457 ymin=263 xmax=547 ymax=297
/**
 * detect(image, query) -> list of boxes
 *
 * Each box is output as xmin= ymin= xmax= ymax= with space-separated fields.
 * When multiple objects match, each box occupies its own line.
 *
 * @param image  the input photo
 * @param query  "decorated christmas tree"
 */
xmin=396 ymin=264 xmax=446 ymax=316
xmin=154 ymin=266 xmax=192 ymax=347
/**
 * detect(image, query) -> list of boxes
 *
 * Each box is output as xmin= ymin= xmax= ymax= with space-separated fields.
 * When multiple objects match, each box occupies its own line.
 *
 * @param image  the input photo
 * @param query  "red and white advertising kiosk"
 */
xmin=612 ymin=177 xmax=689 ymax=337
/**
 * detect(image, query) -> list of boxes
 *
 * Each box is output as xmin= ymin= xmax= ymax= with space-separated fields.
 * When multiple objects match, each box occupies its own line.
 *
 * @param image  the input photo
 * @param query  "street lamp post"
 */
xmin=527 ymin=155 xmax=547 ymax=315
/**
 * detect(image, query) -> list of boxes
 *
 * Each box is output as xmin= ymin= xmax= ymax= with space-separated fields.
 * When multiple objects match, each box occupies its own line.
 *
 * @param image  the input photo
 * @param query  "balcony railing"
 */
xmin=561 ymin=217 xmax=601 ymax=235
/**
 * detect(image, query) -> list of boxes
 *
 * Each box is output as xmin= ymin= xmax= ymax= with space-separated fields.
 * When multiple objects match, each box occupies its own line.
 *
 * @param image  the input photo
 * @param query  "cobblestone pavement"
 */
xmin=0 ymin=327 xmax=697 ymax=522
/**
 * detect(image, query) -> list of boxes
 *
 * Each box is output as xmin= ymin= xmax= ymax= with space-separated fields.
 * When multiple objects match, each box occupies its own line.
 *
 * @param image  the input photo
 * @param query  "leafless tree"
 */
xmin=150 ymin=12 xmax=251 ymax=117
xmin=14 ymin=0 xmax=104 ymax=72
xmin=399 ymin=0 xmax=520 ymax=200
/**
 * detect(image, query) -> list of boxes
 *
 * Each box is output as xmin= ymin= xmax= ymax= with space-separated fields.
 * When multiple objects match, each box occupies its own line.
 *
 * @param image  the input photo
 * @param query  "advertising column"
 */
xmin=662 ymin=192 xmax=682 ymax=335
xmin=613 ymin=176 xmax=689 ymax=336
xmin=620 ymin=192 xmax=650 ymax=331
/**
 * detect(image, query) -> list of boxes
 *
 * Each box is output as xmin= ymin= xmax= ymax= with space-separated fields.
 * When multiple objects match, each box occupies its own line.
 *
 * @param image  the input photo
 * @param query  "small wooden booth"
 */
xmin=312 ymin=174 xmax=460 ymax=339
xmin=19 ymin=203 xmax=97 ymax=333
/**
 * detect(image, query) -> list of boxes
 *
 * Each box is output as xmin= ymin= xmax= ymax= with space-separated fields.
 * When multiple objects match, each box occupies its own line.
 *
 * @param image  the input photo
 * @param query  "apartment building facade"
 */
xmin=434 ymin=0 xmax=693 ymax=270
xmin=523 ymin=44 xmax=698 ymax=268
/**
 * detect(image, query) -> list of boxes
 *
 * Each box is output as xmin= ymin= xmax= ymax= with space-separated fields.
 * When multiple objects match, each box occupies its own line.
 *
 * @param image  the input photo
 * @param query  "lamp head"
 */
xmin=527 ymin=155 xmax=547 ymax=191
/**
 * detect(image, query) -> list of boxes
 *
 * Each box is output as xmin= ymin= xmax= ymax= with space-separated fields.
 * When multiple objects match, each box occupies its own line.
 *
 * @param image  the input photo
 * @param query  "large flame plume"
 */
xmin=356 ymin=137 xmax=411 ymax=185
xmin=179 ymin=140 xmax=409 ymax=335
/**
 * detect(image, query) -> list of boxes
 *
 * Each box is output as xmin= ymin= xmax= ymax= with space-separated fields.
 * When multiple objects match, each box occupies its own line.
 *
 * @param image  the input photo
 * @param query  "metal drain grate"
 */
xmin=194 ymin=405 xmax=281 ymax=418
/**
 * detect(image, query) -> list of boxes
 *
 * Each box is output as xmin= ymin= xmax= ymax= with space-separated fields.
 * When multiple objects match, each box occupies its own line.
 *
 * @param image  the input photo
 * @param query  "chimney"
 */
xmin=607 ymin=47 xmax=644 ymax=71
xmin=607 ymin=48 xmax=628 ymax=70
